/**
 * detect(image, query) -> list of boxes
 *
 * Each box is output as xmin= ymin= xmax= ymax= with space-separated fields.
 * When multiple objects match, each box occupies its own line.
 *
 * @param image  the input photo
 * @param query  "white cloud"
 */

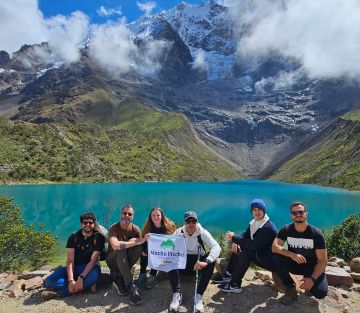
xmin=254 ymin=70 xmax=305 ymax=94
xmin=0 ymin=1 xmax=89 ymax=64
xmin=88 ymin=20 xmax=169 ymax=76
xmin=192 ymin=49 xmax=208 ymax=73
xmin=232 ymin=0 xmax=360 ymax=80
xmin=137 ymin=1 xmax=156 ymax=16
xmin=46 ymin=11 xmax=89 ymax=64
xmin=97 ymin=5 xmax=122 ymax=17
xmin=0 ymin=0 xmax=47 ymax=53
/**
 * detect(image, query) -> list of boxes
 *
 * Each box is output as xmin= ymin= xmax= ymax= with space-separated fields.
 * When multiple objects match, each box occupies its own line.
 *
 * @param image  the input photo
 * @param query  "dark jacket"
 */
xmin=232 ymin=220 xmax=277 ymax=269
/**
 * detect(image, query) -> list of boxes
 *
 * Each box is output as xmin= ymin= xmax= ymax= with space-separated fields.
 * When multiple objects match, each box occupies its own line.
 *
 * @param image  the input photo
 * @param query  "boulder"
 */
xmin=350 ymin=257 xmax=360 ymax=273
xmin=254 ymin=270 xmax=272 ymax=282
xmin=0 ymin=282 xmax=12 ymax=290
xmin=8 ymin=279 xmax=25 ymax=298
xmin=20 ymin=270 xmax=50 ymax=280
xmin=23 ymin=276 xmax=43 ymax=291
xmin=326 ymin=266 xmax=353 ymax=287
xmin=327 ymin=262 xmax=339 ymax=267
xmin=350 ymin=272 xmax=360 ymax=281
xmin=329 ymin=257 xmax=347 ymax=268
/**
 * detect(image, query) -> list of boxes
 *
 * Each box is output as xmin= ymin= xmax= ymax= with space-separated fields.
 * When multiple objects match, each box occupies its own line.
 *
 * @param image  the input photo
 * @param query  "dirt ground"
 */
xmin=1 ymin=269 xmax=360 ymax=313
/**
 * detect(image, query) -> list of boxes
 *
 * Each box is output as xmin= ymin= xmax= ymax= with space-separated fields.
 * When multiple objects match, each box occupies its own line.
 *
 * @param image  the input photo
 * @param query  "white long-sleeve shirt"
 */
xmin=174 ymin=223 xmax=221 ymax=263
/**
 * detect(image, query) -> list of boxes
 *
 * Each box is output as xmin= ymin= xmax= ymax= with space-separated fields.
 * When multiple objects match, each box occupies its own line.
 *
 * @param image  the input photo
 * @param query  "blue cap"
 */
xmin=250 ymin=199 xmax=266 ymax=213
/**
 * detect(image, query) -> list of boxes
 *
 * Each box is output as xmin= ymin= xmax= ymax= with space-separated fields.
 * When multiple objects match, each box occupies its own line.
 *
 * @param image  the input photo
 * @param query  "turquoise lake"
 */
xmin=1 ymin=180 xmax=360 ymax=242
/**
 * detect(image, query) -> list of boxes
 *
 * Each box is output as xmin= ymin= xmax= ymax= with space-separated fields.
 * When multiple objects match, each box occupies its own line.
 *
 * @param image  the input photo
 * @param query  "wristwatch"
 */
xmin=79 ymin=274 xmax=85 ymax=279
xmin=205 ymin=259 xmax=212 ymax=265
xmin=310 ymin=276 xmax=317 ymax=284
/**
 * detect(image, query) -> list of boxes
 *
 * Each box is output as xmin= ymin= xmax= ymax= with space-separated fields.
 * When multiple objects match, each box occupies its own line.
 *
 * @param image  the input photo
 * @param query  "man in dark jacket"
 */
xmin=215 ymin=199 xmax=278 ymax=293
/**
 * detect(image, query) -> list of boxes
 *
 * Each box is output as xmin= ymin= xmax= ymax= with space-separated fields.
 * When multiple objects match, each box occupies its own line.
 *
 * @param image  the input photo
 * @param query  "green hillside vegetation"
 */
xmin=268 ymin=113 xmax=360 ymax=191
xmin=0 ymin=106 xmax=240 ymax=183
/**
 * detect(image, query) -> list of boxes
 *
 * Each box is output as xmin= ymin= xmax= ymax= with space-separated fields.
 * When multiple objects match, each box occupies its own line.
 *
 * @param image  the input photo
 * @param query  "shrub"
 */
xmin=327 ymin=214 xmax=360 ymax=261
xmin=0 ymin=196 xmax=57 ymax=271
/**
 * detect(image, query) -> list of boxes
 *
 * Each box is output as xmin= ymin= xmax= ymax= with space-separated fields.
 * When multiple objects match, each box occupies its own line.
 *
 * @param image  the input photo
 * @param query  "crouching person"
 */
xmin=168 ymin=211 xmax=221 ymax=313
xmin=216 ymin=199 xmax=278 ymax=293
xmin=43 ymin=212 xmax=105 ymax=301
xmin=272 ymin=202 xmax=328 ymax=305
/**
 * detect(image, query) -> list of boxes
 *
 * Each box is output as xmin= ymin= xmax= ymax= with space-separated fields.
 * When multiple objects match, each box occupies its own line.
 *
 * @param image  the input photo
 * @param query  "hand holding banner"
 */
xmin=148 ymin=233 xmax=187 ymax=272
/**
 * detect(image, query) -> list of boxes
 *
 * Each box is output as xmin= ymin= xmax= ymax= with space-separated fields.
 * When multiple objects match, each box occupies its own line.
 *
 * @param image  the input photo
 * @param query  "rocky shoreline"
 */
xmin=1 ymin=257 xmax=360 ymax=313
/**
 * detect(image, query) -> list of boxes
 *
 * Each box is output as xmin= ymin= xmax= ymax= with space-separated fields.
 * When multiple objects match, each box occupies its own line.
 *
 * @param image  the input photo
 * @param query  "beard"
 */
xmin=294 ymin=219 xmax=305 ymax=224
xmin=121 ymin=219 xmax=131 ymax=224
xmin=82 ymin=226 xmax=93 ymax=235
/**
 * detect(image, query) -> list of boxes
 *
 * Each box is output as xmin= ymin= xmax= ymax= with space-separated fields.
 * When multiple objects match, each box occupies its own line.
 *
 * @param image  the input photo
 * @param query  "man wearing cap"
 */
xmin=272 ymin=202 xmax=328 ymax=305
xmin=216 ymin=199 xmax=278 ymax=293
xmin=42 ymin=212 xmax=105 ymax=300
xmin=168 ymin=211 xmax=221 ymax=313
xmin=106 ymin=204 xmax=146 ymax=305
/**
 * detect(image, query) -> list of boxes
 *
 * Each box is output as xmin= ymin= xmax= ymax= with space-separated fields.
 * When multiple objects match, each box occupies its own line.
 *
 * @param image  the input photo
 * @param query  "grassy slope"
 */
xmin=0 ymin=101 xmax=240 ymax=183
xmin=268 ymin=112 xmax=360 ymax=190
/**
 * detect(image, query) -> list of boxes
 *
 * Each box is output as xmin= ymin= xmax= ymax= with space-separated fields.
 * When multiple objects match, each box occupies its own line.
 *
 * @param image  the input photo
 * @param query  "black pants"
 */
xmin=273 ymin=254 xmax=328 ymax=299
xmin=106 ymin=245 xmax=143 ymax=285
xmin=140 ymin=254 xmax=157 ymax=276
xmin=227 ymin=250 xmax=273 ymax=286
xmin=168 ymin=253 xmax=215 ymax=295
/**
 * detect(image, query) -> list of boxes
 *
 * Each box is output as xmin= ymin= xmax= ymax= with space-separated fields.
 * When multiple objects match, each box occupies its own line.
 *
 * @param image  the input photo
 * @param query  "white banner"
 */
xmin=148 ymin=233 xmax=187 ymax=272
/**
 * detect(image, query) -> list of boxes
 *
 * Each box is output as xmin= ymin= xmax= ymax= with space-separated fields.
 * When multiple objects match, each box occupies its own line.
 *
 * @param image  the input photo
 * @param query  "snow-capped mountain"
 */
xmin=1 ymin=1 xmax=360 ymax=177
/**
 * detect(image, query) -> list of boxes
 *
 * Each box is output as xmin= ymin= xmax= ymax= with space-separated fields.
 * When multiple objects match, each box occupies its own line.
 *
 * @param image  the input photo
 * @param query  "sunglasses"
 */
xmin=82 ymin=221 xmax=94 ymax=225
xmin=122 ymin=211 xmax=133 ymax=216
xmin=291 ymin=210 xmax=306 ymax=216
xmin=185 ymin=219 xmax=197 ymax=224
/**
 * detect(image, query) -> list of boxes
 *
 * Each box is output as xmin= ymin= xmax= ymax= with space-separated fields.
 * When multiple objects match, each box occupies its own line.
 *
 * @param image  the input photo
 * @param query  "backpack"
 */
xmin=73 ymin=223 xmax=108 ymax=261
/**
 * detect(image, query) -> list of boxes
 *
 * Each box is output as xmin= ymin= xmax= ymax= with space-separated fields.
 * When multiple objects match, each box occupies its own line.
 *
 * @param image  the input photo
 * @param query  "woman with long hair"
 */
xmin=138 ymin=207 xmax=176 ymax=289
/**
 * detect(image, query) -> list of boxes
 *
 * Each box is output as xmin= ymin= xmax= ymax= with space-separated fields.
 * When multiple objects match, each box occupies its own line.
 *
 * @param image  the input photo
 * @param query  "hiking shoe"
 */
xmin=145 ymin=275 xmax=158 ymax=289
xmin=212 ymin=271 xmax=232 ymax=284
xmin=135 ymin=273 xmax=147 ymax=288
xmin=41 ymin=290 xmax=58 ymax=301
xmin=128 ymin=282 xmax=142 ymax=305
xmin=169 ymin=292 xmax=182 ymax=312
xmin=272 ymin=272 xmax=286 ymax=293
xmin=195 ymin=293 xmax=204 ymax=313
xmin=112 ymin=275 xmax=129 ymax=296
xmin=280 ymin=285 xmax=298 ymax=305
xmin=220 ymin=280 xmax=243 ymax=293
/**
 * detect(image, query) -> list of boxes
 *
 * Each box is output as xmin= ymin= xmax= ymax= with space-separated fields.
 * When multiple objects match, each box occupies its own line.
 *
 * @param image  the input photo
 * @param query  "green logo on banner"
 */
xmin=160 ymin=239 xmax=175 ymax=250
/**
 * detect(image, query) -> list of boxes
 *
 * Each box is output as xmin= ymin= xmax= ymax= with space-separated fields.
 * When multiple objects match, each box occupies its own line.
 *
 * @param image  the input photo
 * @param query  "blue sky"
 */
xmin=39 ymin=0 xmax=204 ymax=23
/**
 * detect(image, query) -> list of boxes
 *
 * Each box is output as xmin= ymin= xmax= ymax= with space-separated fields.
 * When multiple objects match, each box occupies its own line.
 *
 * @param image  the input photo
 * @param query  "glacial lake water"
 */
xmin=1 ymin=180 xmax=360 ymax=242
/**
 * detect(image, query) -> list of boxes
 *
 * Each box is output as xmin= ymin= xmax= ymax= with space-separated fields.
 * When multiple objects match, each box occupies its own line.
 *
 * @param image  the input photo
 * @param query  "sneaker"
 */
xmin=194 ymin=293 xmax=204 ymax=313
xmin=212 ymin=271 xmax=232 ymax=284
xmin=112 ymin=275 xmax=129 ymax=296
xmin=135 ymin=273 xmax=147 ymax=288
xmin=272 ymin=272 xmax=286 ymax=293
xmin=220 ymin=280 xmax=243 ymax=293
xmin=128 ymin=282 xmax=142 ymax=305
xmin=41 ymin=290 xmax=58 ymax=301
xmin=280 ymin=285 xmax=298 ymax=305
xmin=145 ymin=275 xmax=158 ymax=289
xmin=169 ymin=292 xmax=182 ymax=312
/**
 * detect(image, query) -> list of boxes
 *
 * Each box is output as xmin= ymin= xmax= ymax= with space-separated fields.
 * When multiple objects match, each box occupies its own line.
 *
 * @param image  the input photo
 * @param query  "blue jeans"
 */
xmin=44 ymin=264 xmax=101 ymax=297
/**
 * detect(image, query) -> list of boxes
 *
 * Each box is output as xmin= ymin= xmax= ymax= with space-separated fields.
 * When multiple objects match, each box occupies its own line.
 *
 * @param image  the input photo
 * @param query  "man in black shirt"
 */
xmin=43 ymin=212 xmax=105 ymax=300
xmin=272 ymin=202 xmax=328 ymax=305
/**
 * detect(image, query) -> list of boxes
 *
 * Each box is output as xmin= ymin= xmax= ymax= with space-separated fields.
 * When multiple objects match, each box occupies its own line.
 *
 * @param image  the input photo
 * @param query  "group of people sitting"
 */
xmin=42 ymin=199 xmax=328 ymax=312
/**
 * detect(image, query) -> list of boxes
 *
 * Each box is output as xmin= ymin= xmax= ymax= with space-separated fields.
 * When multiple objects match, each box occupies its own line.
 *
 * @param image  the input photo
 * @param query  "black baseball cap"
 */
xmin=184 ymin=211 xmax=198 ymax=221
